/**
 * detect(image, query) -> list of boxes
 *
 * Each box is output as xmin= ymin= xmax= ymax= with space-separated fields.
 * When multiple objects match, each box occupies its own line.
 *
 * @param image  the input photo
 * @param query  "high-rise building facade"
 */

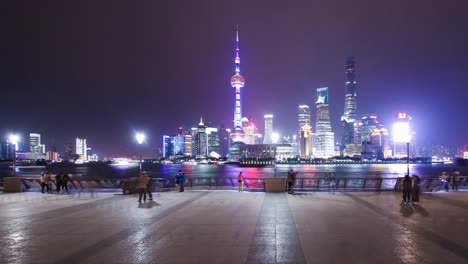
xmin=75 ymin=138 xmax=87 ymax=160
xmin=230 ymin=28 xmax=246 ymax=143
xmin=263 ymin=114 xmax=273 ymax=144
xmin=64 ymin=142 xmax=73 ymax=160
xmin=298 ymin=104 xmax=312 ymax=158
xmin=314 ymin=87 xmax=335 ymax=158
xmin=242 ymin=118 xmax=256 ymax=145
xmin=29 ymin=133 xmax=44 ymax=153
xmin=195 ymin=118 xmax=207 ymax=158
xmin=340 ymin=57 xmax=358 ymax=154
xmin=361 ymin=115 xmax=379 ymax=143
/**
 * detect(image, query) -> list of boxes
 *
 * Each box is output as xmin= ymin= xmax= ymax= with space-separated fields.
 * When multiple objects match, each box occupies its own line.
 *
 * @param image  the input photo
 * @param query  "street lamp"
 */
xmin=135 ymin=132 xmax=145 ymax=176
xmin=9 ymin=134 xmax=20 ymax=176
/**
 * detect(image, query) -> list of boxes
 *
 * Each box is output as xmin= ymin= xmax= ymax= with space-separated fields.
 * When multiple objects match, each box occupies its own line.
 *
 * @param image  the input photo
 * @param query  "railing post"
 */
xmin=317 ymin=178 xmax=320 ymax=190
xmin=344 ymin=179 xmax=348 ymax=189
xmin=378 ymin=178 xmax=383 ymax=191
xmin=363 ymin=179 xmax=367 ymax=189
xmin=302 ymin=178 xmax=304 ymax=191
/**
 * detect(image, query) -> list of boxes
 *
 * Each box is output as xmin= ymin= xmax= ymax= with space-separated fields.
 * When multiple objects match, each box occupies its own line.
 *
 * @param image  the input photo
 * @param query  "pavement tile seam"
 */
xmin=51 ymin=191 xmax=210 ymax=264
xmin=342 ymin=192 xmax=468 ymax=262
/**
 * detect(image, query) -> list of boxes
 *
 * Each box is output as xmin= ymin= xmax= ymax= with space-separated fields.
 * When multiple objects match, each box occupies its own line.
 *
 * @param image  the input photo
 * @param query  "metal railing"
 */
xmin=7 ymin=175 xmax=468 ymax=193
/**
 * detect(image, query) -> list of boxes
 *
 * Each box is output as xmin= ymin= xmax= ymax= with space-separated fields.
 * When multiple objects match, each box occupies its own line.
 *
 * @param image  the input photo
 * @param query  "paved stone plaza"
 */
xmin=0 ymin=190 xmax=467 ymax=264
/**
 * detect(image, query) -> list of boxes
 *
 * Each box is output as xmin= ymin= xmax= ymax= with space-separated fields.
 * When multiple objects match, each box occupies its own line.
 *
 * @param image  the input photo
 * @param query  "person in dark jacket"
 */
xmin=146 ymin=175 xmax=153 ymax=200
xmin=55 ymin=172 xmax=63 ymax=193
xmin=287 ymin=169 xmax=297 ymax=194
xmin=62 ymin=173 xmax=71 ymax=194
xmin=411 ymin=175 xmax=420 ymax=204
xmin=176 ymin=170 xmax=186 ymax=192
xmin=402 ymin=175 xmax=412 ymax=204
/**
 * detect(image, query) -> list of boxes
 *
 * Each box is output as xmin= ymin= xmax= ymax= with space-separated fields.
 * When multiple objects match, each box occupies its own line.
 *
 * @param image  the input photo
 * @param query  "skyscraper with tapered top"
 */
xmin=341 ymin=57 xmax=358 ymax=153
xmin=230 ymin=26 xmax=246 ymax=143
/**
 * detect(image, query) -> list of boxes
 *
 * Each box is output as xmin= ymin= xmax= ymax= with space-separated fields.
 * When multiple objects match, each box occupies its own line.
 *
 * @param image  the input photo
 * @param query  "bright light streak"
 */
xmin=271 ymin=133 xmax=280 ymax=144
xmin=9 ymin=134 xmax=20 ymax=151
xmin=135 ymin=133 xmax=145 ymax=144
xmin=392 ymin=122 xmax=410 ymax=143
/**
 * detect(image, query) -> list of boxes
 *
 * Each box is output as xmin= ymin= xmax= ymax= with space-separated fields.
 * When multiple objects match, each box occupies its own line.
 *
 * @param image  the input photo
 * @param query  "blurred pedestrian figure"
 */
xmin=412 ymin=175 xmax=420 ymax=204
xmin=55 ymin=172 xmax=63 ymax=193
xmin=402 ymin=175 xmax=412 ymax=204
xmin=328 ymin=172 xmax=336 ymax=195
xmin=287 ymin=169 xmax=297 ymax=194
xmin=44 ymin=171 xmax=53 ymax=193
xmin=146 ymin=175 xmax=153 ymax=200
xmin=175 ymin=170 xmax=186 ymax=192
xmin=238 ymin=171 xmax=244 ymax=192
xmin=40 ymin=173 xmax=46 ymax=193
xmin=451 ymin=170 xmax=460 ymax=191
xmin=443 ymin=172 xmax=451 ymax=192
xmin=62 ymin=173 xmax=71 ymax=194
xmin=137 ymin=173 xmax=150 ymax=203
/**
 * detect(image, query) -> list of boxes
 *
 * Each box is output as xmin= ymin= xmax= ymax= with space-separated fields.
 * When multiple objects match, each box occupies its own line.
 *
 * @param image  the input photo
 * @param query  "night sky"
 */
xmin=1 ymin=0 xmax=467 ymax=157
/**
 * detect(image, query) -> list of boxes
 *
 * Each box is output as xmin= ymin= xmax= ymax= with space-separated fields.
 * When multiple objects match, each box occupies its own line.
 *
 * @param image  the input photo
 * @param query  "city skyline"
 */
xmin=2 ymin=1 xmax=467 ymax=157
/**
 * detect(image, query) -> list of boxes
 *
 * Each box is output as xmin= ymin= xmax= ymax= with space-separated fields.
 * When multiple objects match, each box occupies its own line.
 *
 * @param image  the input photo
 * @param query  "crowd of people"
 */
xmin=401 ymin=174 xmax=421 ymax=204
xmin=439 ymin=170 xmax=460 ymax=192
xmin=39 ymin=171 xmax=71 ymax=194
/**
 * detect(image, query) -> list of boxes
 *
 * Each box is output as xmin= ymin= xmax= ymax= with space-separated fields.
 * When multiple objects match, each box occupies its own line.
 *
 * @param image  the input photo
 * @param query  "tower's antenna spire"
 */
xmin=235 ymin=25 xmax=240 ymax=74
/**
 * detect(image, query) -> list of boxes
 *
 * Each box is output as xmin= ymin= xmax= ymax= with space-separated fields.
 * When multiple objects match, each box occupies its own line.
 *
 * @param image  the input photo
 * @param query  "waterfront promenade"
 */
xmin=1 ymin=190 xmax=467 ymax=264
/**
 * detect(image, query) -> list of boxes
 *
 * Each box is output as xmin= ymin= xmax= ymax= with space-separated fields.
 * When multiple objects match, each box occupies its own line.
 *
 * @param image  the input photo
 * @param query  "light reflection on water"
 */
xmin=1 ymin=162 xmax=465 ymax=179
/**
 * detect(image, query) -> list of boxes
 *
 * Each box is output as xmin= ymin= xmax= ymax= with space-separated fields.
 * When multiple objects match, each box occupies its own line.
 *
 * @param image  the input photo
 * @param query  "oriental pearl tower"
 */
xmin=230 ymin=27 xmax=246 ymax=143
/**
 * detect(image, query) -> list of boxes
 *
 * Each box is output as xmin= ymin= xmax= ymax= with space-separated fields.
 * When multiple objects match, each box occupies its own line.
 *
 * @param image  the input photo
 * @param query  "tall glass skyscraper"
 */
xmin=340 ymin=57 xmax=358 ymax=153
xmin=263 ymin=114 xmax=273 ymax=144
xmin=315 ymin=87 xmax=335 ymax=158
xmin=298 ymin=105 xmax=312 ymax=158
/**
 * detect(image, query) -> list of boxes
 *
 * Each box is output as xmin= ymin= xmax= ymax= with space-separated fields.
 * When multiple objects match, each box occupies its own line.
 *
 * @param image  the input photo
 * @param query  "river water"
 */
xmin=0 ymin=161 xmax=465 ymax=180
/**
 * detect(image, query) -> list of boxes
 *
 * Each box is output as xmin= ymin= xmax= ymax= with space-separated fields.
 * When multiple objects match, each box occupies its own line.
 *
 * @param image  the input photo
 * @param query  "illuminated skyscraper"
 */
xmin=298 ymin=105 xmax=312 ymax=158
xmin=29 ymin=133 xmax=44 ymax=153
xmin=361 ymin=115 xmax=379 ymax=143
xmin=314 ymin=87 xmax=335 ymax=158
xmin=230 ymin=27 xmax=246 ymax=143
xmin=298 ymin=105 xmax=311 ymax=131
xmin=263 ymin=114 xmax=273 ymax=144
xmin=75 ymin=138 xmax=87 ymax=160
xmin=340 ymin=57 xmax=358 ymax=153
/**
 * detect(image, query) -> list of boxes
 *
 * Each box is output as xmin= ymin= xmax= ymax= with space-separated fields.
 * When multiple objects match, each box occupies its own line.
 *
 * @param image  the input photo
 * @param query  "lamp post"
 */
xmin=9 ymin=134 xmax=19 ymax=176
xmin=135 ymin=132 xmax=145 ymax=176
xmin=406 ymin=141 xmax=410 ymax=176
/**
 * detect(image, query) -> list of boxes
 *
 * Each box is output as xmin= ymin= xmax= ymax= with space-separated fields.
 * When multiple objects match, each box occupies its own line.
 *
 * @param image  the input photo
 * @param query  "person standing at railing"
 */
xmin=176 ymin=170 xmax=186 ymax=192
xmin=451 ymin=170 xmax=460 ymax=191
xmin=45 ymin=171 xmax=53 ymax=193
xmin=238 ymin=171 xmax=244 ymax=192
xmin=402 ymin=175 xmax=412 ymax=205
xmin=137 ymin=174 xmax=150 ymax=203
xmin=287 ymin=169 xmax=297 ymax=194
xmin=40 ymin=173 xmax=46 ymax=193
xmin=62 ymin=173 xmax=71 ymax=194
xmin=411 ymin=175 xmax=420 ymax=204
xmin=55 ymin=172 xmax=63 ymax=194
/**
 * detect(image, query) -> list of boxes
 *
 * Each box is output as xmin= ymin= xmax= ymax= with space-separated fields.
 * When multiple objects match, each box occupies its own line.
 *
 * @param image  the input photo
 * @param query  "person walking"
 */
xmin=175 ymin=170 xmax=186 ymax=192
xmin=137 ymin=174 xmax=150 ymax=203
xmin=40 ymin=173 xmax=46 ymax=193
xmin=412 ymin=175 xmax=421 ymax=204
xmin=402 ymin=175 xmax=412 ymax=204
xmin=55 ymin=172 xmax=63 ymax=194
xmin=451 ymin=170 xmax=460 ymax=191
xmin=238 ymin=172 xmax=244 ymax=192
xmin=62 ymin=173 xmax=71 ymax=194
